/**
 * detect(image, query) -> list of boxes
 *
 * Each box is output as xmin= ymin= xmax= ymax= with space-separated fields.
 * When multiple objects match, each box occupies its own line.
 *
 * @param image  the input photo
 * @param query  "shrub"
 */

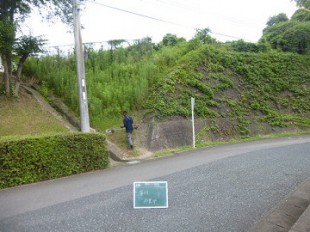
xmin=0 ymin=133 xmax=109 ymax=189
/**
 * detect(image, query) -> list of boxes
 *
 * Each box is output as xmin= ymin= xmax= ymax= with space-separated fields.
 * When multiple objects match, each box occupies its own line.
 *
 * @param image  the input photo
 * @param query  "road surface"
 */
xmin=0 ymin=135 xmax=309 ymax=231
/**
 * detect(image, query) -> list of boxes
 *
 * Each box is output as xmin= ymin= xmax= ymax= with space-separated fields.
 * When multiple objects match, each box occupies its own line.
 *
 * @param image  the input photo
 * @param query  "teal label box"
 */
xmin=133 ymin=181 xmax=168 ymax=209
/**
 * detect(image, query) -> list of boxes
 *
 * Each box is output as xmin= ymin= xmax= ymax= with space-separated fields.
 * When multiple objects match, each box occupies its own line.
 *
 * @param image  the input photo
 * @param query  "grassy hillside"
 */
xmin=23 ymin=40 xmax=310 ymax=139
xmin=0 ymin=87 xmax=70 ymax=138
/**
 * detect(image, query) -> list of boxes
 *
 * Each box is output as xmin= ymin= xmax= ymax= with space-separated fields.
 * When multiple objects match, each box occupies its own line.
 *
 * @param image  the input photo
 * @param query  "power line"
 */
xmin=210 ymin=31 xmax=243 ymax=40
xmin=44 ymin=0 xmax=253 ymax=48
xmin=91 ymin=1 xmax=185 ymax=28
xmin=90 ymin=0 xmax=246 ymax=41
xmin=145 ymin=0 xmax=257 ymax=26
xmin=44 ymin=38 xmax=151 ymax=49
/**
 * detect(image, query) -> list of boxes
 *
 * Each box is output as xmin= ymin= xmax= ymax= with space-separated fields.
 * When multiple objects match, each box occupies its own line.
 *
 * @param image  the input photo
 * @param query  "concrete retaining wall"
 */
xmin=135 ymin=117 xmax=305 ymax=151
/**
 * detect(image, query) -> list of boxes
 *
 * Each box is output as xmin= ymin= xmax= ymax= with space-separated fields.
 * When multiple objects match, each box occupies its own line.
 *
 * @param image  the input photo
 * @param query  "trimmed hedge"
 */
xmin=0 ymin=133 xmax=109 ymax=189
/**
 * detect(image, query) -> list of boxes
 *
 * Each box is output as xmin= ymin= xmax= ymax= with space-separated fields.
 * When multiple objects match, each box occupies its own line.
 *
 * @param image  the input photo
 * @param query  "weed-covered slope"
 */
xmin=24 ymin=40 xmax=310 ymax=135
xmin=146 ymin=44 xmax=310 ymax=130
xmin=24 ymin=45 xmax=157 ymax=129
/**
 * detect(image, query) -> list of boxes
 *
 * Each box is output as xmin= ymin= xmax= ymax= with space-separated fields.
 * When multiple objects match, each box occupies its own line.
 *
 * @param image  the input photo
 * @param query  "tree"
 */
xmin=229 ymin=40 xmax=267 ymax=53
xmin=194 ymin=28 xmax=216 ymax=44
xmin=0 ymin=0 xmax=74 ymax=96
xmin=0 ymin=19 xmax=15 ymax=96
xmin=291 ymin=8 xmax=310 ymax=22
xmin=162 ymin=34 xmax=185 ymax=47
xmin=292 ymin=0 xmax=310 ymax=8
xmin=133 ymin=37 xmax=153 ymax=58
xmin=108 ymin=39 xmax=126 ymax=64
xmin=14 ymin=35 xmax=45 ymax=96
xmin=261 ymin=4 xmax=310 ymax=54
xmin=261 ymin=20 xmax=310 ymax=54
xmin=281 ymin=22 xmax=310 ymax=54
xmin=266 ymin=13 xmax=289 ymax=26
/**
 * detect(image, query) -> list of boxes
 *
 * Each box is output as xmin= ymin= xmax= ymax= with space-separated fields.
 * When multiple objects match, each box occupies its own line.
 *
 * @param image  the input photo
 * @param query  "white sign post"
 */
xmin=191 ymin=97 xmax=195 ymax=148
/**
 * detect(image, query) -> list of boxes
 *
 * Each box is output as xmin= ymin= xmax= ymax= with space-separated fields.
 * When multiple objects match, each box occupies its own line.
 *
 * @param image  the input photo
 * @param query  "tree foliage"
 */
xmin=261 ymin=6 xmax=310 ymax=54
xmin=0 ymin=0 xmax=74 ymax=96
xmin=14 ymin=36 xmax=45 ymax=96
xmin=15 ymin=36 xmax=45 ymax=59
xmin=0 ymin=19 xmax=15 ymax=61
xmin=194 ymin=28 xmax=216 ymax=44
xmin=266 ymin=13 xmax=289 ymax=26
xmin=281 ymin=22 xmax=310 ymax=53
xmin=292 ymin=0 xmax=310 ymax=8
xmin=0 ymin=19 xmax=15 ymax=95
xmin=227 ymin=40 xmax=268 ymax=53
xmin=162 ymin=33 xmax=185 ymax=47
xmin=291 ymin=8 xmax=310 ymax=21
xmin=0 ymin=0 xmax=74 ymax=24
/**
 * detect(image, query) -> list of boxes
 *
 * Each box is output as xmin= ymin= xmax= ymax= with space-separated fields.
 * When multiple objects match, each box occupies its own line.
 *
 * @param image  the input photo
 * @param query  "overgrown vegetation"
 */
xmin=20 ymin=2 xmax=310 ymax=138
xmin=24 ymin=38 xmax=159 ymax=129
xmin=24 ymin=37 xmax=310 ymax=136
xmin=0 ymin=133 xmax=109 ymax=189
xmin=260 ymin=1 xmax=310 ymax=54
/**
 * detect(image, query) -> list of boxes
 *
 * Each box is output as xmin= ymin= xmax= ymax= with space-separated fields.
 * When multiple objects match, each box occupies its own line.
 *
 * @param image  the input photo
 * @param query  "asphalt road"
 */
xmin=0 ymin=135 xmax=310 ymax=232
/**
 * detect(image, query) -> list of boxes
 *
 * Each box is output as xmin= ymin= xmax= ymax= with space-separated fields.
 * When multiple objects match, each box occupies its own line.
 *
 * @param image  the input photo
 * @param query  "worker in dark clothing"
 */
xmin=121 ymin=111 xmax=134 ymax=149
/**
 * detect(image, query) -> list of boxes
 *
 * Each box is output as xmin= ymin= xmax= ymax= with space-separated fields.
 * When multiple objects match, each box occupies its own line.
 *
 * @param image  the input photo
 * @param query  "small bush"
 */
xmin=0 ymin=133 xmax=109 ymax=189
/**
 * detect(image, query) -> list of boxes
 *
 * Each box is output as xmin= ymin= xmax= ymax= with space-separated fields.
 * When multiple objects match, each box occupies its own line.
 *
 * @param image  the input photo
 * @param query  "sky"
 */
xmin=22 ymin=0 xmax=298 ymax=51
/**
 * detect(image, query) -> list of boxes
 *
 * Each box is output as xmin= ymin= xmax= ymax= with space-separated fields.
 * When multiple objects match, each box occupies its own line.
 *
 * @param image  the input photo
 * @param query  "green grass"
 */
xmin=0 ymin=89 xmax=70 ymax=137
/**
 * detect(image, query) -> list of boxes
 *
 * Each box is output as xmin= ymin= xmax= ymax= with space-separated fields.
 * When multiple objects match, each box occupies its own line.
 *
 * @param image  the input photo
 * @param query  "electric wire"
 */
xmin=90 ymin=0 xmax=247 ymax=41
xmin=91 ymin=1 xmax=185 ymax=28
xmin=43 ymin=0 xmax=259 ymax=49
xmin=152 ymin=0 xmax=257 ymax=26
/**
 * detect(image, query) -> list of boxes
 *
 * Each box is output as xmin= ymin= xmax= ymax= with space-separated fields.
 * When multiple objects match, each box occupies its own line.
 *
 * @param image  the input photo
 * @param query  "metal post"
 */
xmin=191 ymin=97 xmax=195 ymax=148
xmin=73 ymin=0 xmax=90 ymax=132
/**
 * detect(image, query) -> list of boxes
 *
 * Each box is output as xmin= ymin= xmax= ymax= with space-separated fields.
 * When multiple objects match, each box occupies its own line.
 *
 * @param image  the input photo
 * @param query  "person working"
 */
xmin=121 ymin=111 xmax=134 ymax=149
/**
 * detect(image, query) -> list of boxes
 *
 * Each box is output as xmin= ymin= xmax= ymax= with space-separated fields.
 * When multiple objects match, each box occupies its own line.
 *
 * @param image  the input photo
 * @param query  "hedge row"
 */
xmin=0 ymin=133 xmax=109 ymax=189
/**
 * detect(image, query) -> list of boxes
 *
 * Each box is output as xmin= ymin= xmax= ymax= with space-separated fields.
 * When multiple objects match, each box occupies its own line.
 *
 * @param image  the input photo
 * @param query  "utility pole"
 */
xmin=73 ymin=0 xmax=90 ymax=132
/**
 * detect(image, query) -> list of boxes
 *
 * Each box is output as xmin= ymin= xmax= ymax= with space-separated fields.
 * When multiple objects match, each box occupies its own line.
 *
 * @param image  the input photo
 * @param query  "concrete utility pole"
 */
xmin=73 ymin=0 xmax=90 ymax=132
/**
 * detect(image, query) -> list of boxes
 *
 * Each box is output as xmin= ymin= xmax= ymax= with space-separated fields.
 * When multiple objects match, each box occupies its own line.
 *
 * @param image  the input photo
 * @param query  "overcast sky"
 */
xmin=22 ymin=0 xmax=298 ymax=50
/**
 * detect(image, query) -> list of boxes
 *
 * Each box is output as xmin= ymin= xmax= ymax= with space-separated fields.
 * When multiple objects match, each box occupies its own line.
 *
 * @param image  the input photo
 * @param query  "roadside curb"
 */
xmin=107 ymin=140 xmax=127 ymax=162
xmin=289 ymin=204 xmax=310 ymax=232
xmin=248 ymin=178 xmax=310 ymax=232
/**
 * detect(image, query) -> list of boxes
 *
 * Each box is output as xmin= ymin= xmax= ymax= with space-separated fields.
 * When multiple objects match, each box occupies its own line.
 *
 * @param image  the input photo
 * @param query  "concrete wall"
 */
xmin=137 ymin=118 xmax=199 ymax=151
xmin=147 ymin=119 xmax=193 ymax=151
xmin=135 ymin=117 xmax=304 ymax=152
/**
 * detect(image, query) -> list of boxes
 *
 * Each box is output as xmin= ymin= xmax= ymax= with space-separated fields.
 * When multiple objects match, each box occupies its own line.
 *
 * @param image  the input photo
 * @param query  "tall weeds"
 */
xmin=24 ymin=40 xmax=159 ymax=129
